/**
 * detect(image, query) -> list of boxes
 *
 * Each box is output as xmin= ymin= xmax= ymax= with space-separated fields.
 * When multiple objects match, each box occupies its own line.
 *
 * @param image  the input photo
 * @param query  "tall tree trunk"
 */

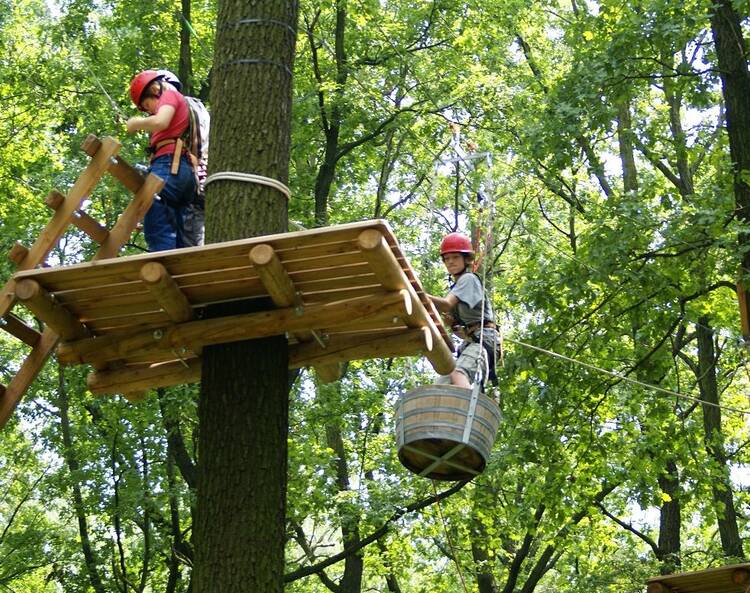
xmin=696 ymin=317 xmax=744 ymax=559
xmin=616 ymin=96 xmax=638 ymax=193
xmin=178 ymin=0 xmax=194 ymax=96
xmin=193 ymin=2 xmax=298 ymax=592
xmin=709 ymin=0 xmax=750 ymax=306
xmin=57 ymin=365 xmax=106 ymax=593
xmin=326 ymin=421 xmax=363 ymax=593
xmin=656 ymin=459 xmax=681 ymax=574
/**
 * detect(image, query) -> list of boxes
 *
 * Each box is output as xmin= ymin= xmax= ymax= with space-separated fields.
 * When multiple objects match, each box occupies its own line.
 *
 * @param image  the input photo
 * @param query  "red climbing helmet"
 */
xmin=440 ymin=232 xmax=474 ymax=256
xmin=129 ymin=70 xmax=161 ymax=110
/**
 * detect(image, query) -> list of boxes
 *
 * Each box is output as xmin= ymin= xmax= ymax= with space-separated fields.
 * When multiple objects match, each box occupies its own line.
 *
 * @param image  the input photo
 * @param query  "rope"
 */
xmin=506 ymin=337 xmax=750 ymax=417
xmin=431 ymin=480 xmax=470 ymax=593
xmin=204 ymin=171 xmax=290 ymax=200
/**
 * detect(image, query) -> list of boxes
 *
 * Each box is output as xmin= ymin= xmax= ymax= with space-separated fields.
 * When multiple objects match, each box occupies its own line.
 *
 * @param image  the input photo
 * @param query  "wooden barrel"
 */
xmin=395 ymin=384 xmax=501 ymax=481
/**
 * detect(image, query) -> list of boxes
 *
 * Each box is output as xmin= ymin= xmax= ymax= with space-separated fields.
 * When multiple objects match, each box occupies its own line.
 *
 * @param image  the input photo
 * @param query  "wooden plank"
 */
xmin=139 ymin=262 xmax=193 ymax=323
xmin=94 ymin=172 xmax=163 ymax=260
xmin=1 ymin=314 xmax=41 ymax=347
xmin=0 ymin=328 xmax=59 ymax=429
xmin=57 ymin=290 xmax=410 ymax=366
xmin=15 ymin=279 xmax=89 ymax=341
xmin=11 ymin=220 xmax=387 ymax=291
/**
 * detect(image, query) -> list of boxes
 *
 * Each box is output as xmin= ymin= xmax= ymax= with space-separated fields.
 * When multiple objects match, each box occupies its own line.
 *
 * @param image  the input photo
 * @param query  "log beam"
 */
xmin=81 ymin=134 xmax=147 ymax=194
xmin=15 ymin=280 xmax=88 ymax=341
xmin=94 ymin=173 xmax=163 ymax=260
xmin=86 ymin=328 xmax=429 ymax=395
xmin=290 ymin=328 xmax=429 ymax=369
xmin=139 ymin=262 xmax=193 ymax=323
xmin=1 ymin=314 xmax=41 ymax=347
xmin=88 ymin=359 xmax=202 ymax=396
xmin=8 ymin=243 xmax=29 ymax=267
xmin=0 ymin=328 xmax=59 ymax=429
xmin=45 ymin=191 xmax=109 ymax=244
xmin=249 ymin=244 xmax=297 ymax=307
xmin=249 ymin=243 xmax=344 ymax=382
xmin=357 ymin=229 xmax=454 ymax=375
xmin=57 ymin=290 xmax=410 ymax=367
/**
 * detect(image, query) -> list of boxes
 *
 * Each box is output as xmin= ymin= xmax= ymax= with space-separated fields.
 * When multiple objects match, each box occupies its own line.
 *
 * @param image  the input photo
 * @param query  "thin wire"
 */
xmin=499 ymin=203 xmax=749 ymax=351
xmin=506 ymin=337 xmax=750 ymax=417
xmin=430 ymin=480 xmax=470 ymax=593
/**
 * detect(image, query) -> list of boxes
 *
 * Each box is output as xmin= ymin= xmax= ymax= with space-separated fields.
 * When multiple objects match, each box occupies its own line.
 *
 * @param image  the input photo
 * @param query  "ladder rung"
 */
xmin=1 ymin=314 xmax=41 ymax=347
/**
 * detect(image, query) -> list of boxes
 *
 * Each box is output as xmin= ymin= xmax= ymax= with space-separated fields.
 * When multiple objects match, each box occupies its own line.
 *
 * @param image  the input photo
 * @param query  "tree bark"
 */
xmin=696 ymin=317 xmax=744 ymax=559
xmin=709 ymin=0 xmax=750 ymax=295
xmin=178 ymin=0 xmax=194 ymax=96
xmin=57 ymin=365 xmax=107 ymax=593
xmin=656 ymin=459 xmax=681 ymax=574
xmin=192 ymin=1 xmax=298 ymax=592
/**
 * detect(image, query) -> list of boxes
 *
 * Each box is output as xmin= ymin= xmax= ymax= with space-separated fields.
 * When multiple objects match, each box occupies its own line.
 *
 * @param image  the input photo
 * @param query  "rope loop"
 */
xmin=204 ymin=171 xmax=290 ymax=200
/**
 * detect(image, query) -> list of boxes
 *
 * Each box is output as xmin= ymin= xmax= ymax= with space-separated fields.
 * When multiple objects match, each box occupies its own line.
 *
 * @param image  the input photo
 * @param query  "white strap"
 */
xmin=204 ymin=171 xmax=290 ymax=200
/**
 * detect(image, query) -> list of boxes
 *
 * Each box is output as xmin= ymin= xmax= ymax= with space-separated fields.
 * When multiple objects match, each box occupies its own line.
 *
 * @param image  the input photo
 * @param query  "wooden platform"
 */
xmin=0 ymin=135 xmax=454 ymax=429
xmin=10 ymin=220 xmax=454 ymax=398
xmin=647 ymin=563 xmax=750 ymax=593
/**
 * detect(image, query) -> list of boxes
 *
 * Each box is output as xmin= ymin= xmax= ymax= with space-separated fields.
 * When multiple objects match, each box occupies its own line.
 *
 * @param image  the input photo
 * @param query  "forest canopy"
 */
xmin=1 ymin=0 xmax=750 ymax=591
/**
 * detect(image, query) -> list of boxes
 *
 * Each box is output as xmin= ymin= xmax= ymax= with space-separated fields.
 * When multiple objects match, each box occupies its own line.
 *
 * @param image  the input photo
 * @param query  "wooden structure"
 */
xmin=647 ymin=563 xmax=750 ymax=593
xmin=0 ymin=135 xmax=163 ymax=428
xmin=0 ymin=137 xmax=454 ymax=428
xmin=395 ymin=384 xmax=500 ymax=480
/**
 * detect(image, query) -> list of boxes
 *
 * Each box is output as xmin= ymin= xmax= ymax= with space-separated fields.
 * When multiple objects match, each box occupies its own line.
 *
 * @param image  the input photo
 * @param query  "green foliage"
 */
xmin=3 ymin=0 xmax=750 ymax=591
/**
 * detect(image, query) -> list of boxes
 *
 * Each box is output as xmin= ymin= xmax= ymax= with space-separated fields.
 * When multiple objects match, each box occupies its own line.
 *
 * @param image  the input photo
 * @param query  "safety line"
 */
xmin=204 ymin=171 xmax=290 ymax=200
xmin=506 ymin=337 xmax=750 ymax=416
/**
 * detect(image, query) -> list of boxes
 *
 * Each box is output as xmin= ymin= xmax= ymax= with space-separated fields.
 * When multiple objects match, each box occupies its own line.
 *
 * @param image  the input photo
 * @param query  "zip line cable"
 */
xmin=506 ymin=337 xmax=750 ymax=417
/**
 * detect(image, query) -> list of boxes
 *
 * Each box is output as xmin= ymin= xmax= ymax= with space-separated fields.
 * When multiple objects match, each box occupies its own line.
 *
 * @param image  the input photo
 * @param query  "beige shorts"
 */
xmin=437 ymin=341 xmax=487 ymax=385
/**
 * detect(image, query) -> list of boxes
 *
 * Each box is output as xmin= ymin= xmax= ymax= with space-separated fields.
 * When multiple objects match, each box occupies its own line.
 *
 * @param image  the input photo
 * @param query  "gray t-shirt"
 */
xmin=449 ymin=272 xmax=494 ymax=327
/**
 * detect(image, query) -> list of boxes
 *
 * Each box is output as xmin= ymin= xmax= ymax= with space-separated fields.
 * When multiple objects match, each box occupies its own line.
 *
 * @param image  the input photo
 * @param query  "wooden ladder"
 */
xmin=0 ymin=135 xmax=165 ymax=428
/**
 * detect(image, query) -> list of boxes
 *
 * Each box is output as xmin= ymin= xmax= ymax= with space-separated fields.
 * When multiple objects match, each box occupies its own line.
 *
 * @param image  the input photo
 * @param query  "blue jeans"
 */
xmin=144 ymin=154 xmax=196 ymax=251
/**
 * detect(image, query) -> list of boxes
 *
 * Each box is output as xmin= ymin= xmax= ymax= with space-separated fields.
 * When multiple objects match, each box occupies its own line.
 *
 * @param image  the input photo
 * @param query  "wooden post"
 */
xmin=57 ymin=291 xmax=410 ymax=366
xmin=357 ymin=228 xmax=455 ymax=375
xmin=139 ymin=262 xmax=194 ymax=323
xmin=8 ymin=243 xmax=29 ymax=267
xmin=15 ymin=279 xmax=88 ymax=341
xmin=0 ymin=328 xmax=59 ymax=429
